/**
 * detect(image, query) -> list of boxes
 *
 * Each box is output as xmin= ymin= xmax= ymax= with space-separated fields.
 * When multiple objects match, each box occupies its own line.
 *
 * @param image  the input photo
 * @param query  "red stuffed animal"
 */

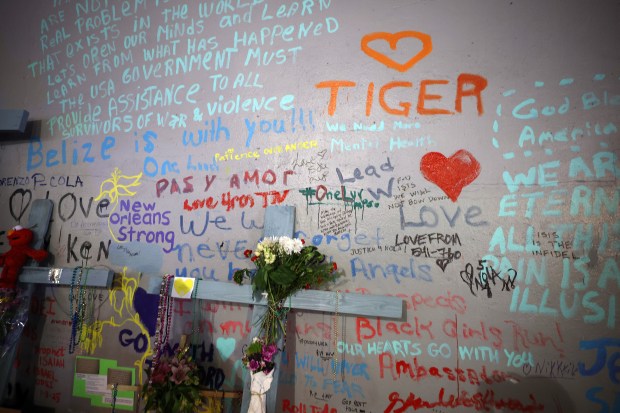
xmin=0 ymin=225 xmax=49 ymax=289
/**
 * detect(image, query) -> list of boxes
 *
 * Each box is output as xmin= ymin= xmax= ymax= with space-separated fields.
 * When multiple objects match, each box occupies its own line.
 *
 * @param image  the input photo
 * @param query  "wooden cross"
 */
xmin=1 ymin=199 xmax=115 ymax=289
xmin=0 ymin=199 xmax=115 ymax=404
xmin=145 ymin=206 xmax=403 ymax=412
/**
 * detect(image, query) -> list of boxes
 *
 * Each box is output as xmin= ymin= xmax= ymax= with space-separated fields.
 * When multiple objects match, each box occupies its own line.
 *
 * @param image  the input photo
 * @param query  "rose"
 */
xmin=150 ymin=370 xmax=166 ymax=384
xmin=150 ymin=360 xmax=171 ymax=384
xmin=262 ymin=343 xmax=278 ymax=362
xmin=249 ymin=359 xmax=260 ymax=371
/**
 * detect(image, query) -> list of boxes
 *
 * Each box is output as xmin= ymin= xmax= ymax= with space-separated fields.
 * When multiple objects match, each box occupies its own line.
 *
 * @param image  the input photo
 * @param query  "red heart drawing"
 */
xmin=420 ymin=150 xmax=481 ymax=202
xmin=361 ymin=31 xmax=433 ymax=72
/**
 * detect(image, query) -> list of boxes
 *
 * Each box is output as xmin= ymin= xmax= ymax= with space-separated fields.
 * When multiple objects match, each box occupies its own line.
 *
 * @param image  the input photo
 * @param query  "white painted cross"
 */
xmin=0 ymin=199 xmax=115 ymax=403
xmin=146 ymin=206 xmax=403 ymax=412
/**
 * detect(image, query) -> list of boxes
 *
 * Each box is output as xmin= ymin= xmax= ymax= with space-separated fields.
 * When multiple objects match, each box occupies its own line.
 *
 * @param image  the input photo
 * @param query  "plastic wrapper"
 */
xmin=248 ymin=370 xmax=273 ymax=413
xmin=0 ymin=287 xmax=31 ymax=361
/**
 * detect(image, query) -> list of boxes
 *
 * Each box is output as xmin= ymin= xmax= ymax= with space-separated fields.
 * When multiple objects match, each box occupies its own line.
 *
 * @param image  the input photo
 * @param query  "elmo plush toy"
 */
xmin=0 ymin=226 xmax=49 ymax=289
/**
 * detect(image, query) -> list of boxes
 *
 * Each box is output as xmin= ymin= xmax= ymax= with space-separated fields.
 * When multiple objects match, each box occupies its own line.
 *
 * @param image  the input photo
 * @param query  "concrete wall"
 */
xmin=0 ymin=0 xmax=618 ymax=411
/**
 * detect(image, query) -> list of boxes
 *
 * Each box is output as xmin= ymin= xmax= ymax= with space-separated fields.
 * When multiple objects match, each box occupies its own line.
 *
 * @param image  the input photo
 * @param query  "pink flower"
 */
xmin=170 ymin=363 xmax=190 ymax=384
xmin=151 ymin=361 xmax=171 ymax=383
xmin=249 ymin=359 xmax=260 ymax=371
xmin=262 ymin=343 xmax=278 ymax=362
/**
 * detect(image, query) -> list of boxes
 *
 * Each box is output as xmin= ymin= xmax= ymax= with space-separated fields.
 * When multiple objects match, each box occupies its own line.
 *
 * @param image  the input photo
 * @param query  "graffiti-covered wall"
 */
xmin=0 ymin=0 xmax=618 ymax=412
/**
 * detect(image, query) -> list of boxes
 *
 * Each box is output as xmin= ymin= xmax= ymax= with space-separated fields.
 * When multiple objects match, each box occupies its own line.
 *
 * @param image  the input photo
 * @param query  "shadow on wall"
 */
xmin=477 ymin=374 xmax=575 ymax=413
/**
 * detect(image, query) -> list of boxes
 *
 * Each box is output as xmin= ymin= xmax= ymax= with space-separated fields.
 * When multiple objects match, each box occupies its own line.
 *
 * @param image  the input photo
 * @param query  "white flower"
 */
xmin=291 ymin=238 xmax=303 ymax=253
xmin=279 ymin=237 xmax=294 ymax=254
xmin=278 ymin=236 xmax=303 ymax=254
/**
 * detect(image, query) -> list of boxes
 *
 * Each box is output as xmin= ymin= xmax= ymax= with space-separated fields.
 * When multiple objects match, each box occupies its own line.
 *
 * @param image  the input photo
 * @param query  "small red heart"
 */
xmin=420 ymin=150 xmax=481 ymax=202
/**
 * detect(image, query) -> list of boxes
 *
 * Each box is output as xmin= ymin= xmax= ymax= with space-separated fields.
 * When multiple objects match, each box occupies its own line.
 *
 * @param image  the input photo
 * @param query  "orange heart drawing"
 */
xmin=420 ymin=150 xmax=481 ymax=202
xmin=361 ymin=31 xmax=433 ymax=72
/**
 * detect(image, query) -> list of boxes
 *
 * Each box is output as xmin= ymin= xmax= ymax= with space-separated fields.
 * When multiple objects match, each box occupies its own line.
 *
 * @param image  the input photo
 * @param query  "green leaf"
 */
xmin=269 ymin=264 xmax=296 ymax=285
xmin=247 ymin=340 xmax=262 ymax=354
xmin=254 ymin=267 xmax=267 ymax=290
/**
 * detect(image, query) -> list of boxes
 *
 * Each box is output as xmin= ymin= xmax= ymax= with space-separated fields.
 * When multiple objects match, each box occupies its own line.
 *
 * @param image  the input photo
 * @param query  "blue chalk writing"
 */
xmin=27 ymin=136 xmax=115 ymax=172
xmin=579 ymin=337 xmax=620 ymax=383
xmin=350 ymin=257 xmax=432 ymax=283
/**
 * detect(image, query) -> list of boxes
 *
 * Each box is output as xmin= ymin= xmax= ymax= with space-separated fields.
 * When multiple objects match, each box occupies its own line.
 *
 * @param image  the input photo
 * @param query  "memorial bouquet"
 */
xmin=233 ymin=236 xmax=341 ymax=345
xmin=234 ymin=236 xmax=341 ymax=413
xmin=242 ymin=337 xmax=278 ymax=413
xmin=243 ymin=336 xmax=278 ymax=375
xmin=142 ymin=344 xmax=204 ymax=413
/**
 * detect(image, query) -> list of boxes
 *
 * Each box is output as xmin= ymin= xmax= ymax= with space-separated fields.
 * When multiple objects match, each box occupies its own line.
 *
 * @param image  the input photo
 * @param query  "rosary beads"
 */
xmin=191 ymin=278 xmax=200 ymax=359
xmin=150 ymin=274 xmax=174 ymax=379
xmin=332 ymin=290 xmax=340 ymax=381
xmin=68 ymin=267 xmax=82 ymax=354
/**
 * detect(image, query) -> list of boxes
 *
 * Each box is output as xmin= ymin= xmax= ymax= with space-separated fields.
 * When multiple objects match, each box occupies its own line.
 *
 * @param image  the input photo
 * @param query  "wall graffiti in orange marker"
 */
xmin=361 ymin=31 xmax=433 ymax=73
xmin=315 ymin=76 xmax=487 ymax=117
xmin=316 ymin=31 xmax=487 ymax=117
xmin=420 ymin=150 xmax=481 ymax=202
xmin=315 ymin=75 xmax=489 ymax=117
